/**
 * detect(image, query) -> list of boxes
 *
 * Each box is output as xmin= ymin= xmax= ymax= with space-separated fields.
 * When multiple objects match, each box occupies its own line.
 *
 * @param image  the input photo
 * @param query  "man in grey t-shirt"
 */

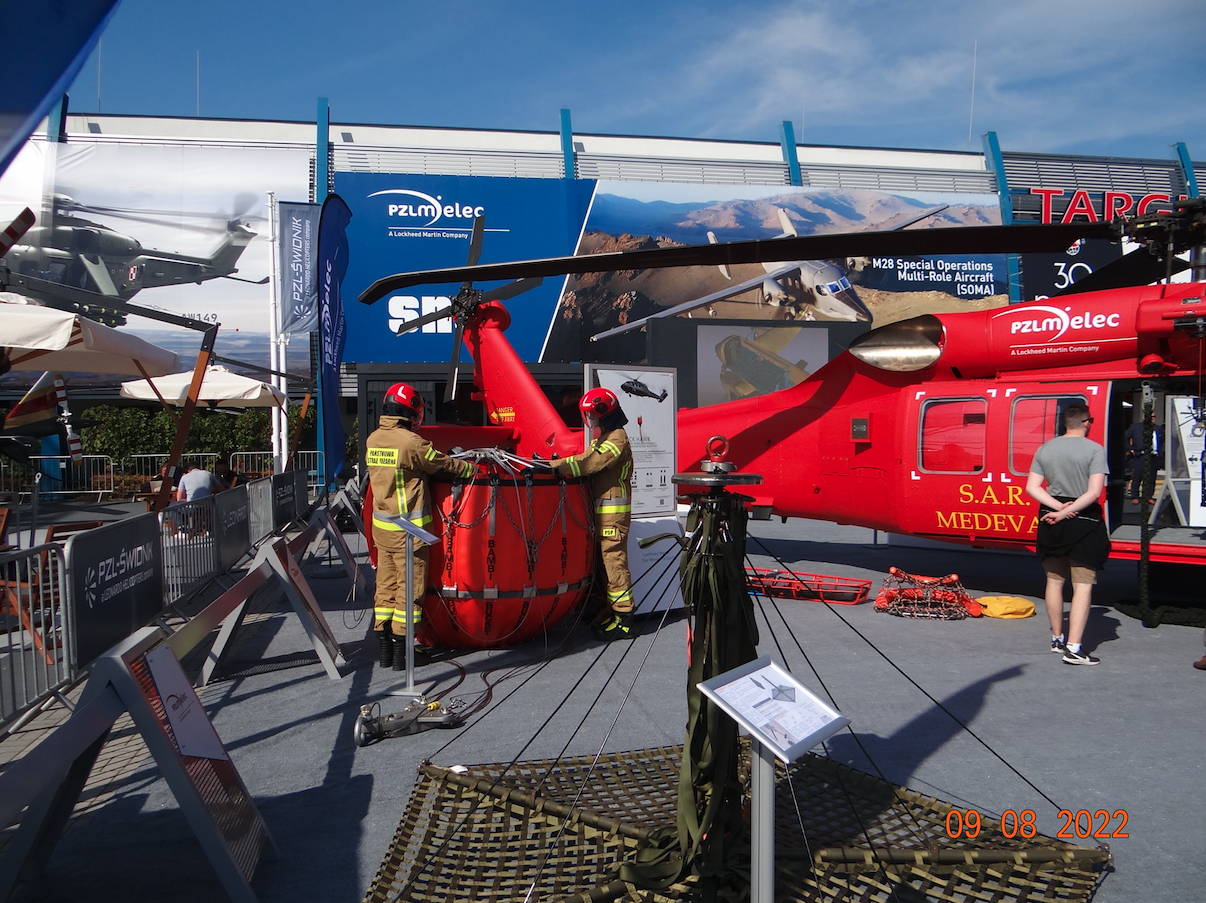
xmin=1026 ymin=402 xmax=1110 ymax=666
xmin=176 ymin=465 xmax=221 ymax=502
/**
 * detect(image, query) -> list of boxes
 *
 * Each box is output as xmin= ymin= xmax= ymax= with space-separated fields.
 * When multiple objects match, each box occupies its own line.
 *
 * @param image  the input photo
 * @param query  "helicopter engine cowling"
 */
xmin=850 ymin=285 xmax=1206 ymax=379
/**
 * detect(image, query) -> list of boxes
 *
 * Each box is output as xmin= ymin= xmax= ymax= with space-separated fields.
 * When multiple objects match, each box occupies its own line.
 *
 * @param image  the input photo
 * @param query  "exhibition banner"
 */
xmin=316 ymin=193 xmax=352 ymax=482
xmin=277 ymin=201 xmax=322 ymax=334
xmin=66 ymin=514 xmax=164 ymax=669
xmin=550 ymin=182 xmax=1009 ymax=364
xmin=0 ymin=140 xmax=311 ymax=384
xmin=336 ymin=172 xmax=595 ymax=365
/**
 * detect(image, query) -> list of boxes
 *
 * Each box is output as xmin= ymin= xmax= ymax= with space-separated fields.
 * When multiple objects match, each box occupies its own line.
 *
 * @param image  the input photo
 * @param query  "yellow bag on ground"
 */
xmin=977 ymin=596 xmax=1036 ymax=619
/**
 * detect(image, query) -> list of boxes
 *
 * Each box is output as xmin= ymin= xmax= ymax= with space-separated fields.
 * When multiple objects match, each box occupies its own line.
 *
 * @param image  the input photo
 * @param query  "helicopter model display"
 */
xmin=0 ymin=194 xmax=262 ymax=325
xmin=360 ymin=201 xmax=1206 ymax=568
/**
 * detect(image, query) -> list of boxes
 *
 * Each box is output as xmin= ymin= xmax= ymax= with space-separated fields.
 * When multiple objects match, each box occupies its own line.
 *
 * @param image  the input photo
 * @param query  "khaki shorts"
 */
xmin=1043 ymin=557 xmax=1097 ymax=585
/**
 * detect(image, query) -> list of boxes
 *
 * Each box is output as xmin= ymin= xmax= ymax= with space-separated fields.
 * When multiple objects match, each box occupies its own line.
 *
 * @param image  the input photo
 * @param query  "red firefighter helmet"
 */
xmin=579 ymin=387 xmax=628 ymax=432
xmin=383 ymin=382 xmax=425 ymax=426
xmin=579 ymin=387 xmax=618 ymax=420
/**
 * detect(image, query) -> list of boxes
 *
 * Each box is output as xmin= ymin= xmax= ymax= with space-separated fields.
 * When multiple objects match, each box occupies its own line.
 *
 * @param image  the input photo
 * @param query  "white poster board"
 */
xmin=1165 ymin=396 xmax=1206 ymax=527
xmin=585 ymin=365 xmax=677 ymax=518
xmin=630 ymin=515 xmax=685 ymax=615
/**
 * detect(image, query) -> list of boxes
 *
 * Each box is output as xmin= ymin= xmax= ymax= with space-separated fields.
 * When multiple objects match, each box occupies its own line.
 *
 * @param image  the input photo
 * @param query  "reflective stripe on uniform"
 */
xmin=376 ymin=605 xmax=422 ymax=624
xmin=597 ymin=440 xmax=620 ymax=457
xmin=596 ymin=496 xmax=631 ymax=515
xmin=423 ymin=446 xmax=439 ymax=462
xmin=373 ymin=510 xmax=433 ymax=530
xmin=608 ymin=587 xmax=634 ymax=609
xmin=567 ymin=458 xmax=582 ymax=478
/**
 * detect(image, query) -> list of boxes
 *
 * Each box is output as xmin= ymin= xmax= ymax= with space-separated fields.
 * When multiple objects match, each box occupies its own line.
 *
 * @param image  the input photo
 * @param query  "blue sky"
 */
xmin=65 ymin=0 xmax=1206 ymax=160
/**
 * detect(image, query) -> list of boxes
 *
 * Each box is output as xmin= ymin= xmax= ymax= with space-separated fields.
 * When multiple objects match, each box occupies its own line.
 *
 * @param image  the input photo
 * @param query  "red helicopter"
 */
xmin=360 ymin=202 xmax=1206 ymax=589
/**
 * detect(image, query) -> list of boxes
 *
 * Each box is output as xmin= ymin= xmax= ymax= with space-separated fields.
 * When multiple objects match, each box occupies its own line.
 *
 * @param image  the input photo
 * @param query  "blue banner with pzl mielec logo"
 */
xmin=337 ymin=172 xmax=596 ymax=364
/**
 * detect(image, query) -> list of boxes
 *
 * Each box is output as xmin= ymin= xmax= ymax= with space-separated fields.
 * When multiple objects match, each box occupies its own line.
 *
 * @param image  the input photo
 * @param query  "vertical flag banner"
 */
xmin=316 ymin=194 xmax=352 ymax=483
xmin=277 ymin=201 xmax=322 ymax=334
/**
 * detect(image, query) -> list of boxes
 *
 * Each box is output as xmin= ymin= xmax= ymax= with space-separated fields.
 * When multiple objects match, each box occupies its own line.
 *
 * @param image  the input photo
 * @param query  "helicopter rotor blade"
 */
xmin=466 ymin=215 xmax=485 ymax=268
xmin=392 ymin=304 xmax=454 ymax=336
xmin=1053 ymin=247 xmax=1192 ymax=296
xmin=444 ymin=318 xmax=467 ymax=403
xmin=358 ymin=222 xmax=1115 ymax=304
xmin=480 ymin=276 xmax=543 ymax=303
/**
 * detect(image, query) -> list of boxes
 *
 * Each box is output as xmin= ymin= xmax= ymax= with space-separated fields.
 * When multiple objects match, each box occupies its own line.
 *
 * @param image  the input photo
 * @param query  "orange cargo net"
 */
xmin=873 ymin=567 xmax=982 ymax=619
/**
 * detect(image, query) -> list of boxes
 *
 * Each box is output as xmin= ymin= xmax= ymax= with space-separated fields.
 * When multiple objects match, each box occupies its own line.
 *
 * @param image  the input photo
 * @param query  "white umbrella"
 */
xmin=0 ymin=294 xmax=180 ymax=376
xmin=120 ymin=364 xmax=286 ymax=408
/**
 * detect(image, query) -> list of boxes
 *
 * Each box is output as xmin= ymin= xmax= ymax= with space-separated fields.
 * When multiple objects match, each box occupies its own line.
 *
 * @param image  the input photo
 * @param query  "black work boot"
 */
xmin=391 ymin=634 xmax=433 ymax=669
xmin=376 ymin=630 xmax=394 ymax=668
xmin=592 ymin=611 xmax=634 ymax=642
xmin=391 ymin=634 xmax=407 ymax=671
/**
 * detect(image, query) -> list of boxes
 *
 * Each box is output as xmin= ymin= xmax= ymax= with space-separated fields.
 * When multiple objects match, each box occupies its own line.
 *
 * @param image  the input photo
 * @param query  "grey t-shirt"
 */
xmin=178 ymin=468 xmax=220 ymax=501
xmin=1030 ymin=436 xmax=1109 ymax=499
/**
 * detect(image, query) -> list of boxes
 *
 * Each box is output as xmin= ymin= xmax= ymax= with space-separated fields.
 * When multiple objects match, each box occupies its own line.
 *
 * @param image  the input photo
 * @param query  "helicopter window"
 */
xmin=815 ymin=284 xmax=829 ymax=295
xmin=920 ymin=398 xmax=986 ymax=473
xmin=1010 ymin=395 xmax=1088 ymax=474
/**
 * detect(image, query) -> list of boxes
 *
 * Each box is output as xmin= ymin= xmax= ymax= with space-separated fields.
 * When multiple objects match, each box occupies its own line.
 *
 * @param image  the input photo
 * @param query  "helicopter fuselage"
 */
xmin=3 ymin=215 xmax=255 ymax=301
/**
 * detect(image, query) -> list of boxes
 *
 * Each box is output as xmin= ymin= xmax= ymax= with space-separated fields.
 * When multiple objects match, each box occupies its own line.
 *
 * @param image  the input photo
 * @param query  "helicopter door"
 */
xmin=900 ymin=391 xmax=991 ymax=541
xmin=1004 ymin=386 xmax=1104 ymax=530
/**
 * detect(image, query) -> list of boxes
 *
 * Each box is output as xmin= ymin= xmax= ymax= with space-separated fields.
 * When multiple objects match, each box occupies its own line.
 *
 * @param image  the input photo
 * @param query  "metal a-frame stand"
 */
xmin=193 ymin=507 xmax=369 ymax=687
xmin=0 ymin=628 xmax=277 ymax=903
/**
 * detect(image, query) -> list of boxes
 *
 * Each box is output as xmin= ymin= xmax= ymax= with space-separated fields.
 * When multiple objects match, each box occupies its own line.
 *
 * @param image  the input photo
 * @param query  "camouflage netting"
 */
xmin=364 ymin=743 xmax=1110 ymax=903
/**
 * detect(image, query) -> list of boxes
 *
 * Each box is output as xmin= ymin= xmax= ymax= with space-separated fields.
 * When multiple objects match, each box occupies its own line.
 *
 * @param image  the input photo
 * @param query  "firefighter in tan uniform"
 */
xmin=367 ymin=383 xmax=475 ymax=668
xmin=552 ymin=388 xmax=635 ymax=641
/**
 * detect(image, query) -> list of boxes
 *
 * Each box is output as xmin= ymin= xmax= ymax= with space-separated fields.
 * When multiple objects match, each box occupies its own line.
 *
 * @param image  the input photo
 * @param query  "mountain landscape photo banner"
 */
xmin=544 ymin=182 xmax=1006 ymax=364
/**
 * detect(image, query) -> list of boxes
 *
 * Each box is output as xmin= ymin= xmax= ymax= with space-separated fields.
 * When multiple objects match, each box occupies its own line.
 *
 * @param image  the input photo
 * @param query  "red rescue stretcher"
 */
xmin=744 ymin=567 xmax=872 ymax=605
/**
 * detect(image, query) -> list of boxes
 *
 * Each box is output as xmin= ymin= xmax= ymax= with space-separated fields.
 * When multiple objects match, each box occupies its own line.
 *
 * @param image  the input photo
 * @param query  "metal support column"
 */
xmin=780 ymin=120 xmax=802 ymax=187
xmin=983 ymin=131 xmax=1021 ymax=301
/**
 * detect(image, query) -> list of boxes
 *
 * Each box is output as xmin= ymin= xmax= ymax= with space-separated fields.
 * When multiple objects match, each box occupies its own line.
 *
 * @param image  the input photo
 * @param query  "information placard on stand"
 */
xmin=699 ymin=655 xmax=849 ymax=903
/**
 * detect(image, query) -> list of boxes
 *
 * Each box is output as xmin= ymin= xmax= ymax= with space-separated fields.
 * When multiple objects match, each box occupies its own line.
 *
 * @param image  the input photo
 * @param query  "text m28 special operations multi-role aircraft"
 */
xmin=359 ymin=202 xmax=1206 ymax=567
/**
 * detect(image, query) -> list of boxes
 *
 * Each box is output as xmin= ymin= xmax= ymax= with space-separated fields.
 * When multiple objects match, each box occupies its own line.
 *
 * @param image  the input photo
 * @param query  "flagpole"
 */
xmin=267 ymin=191 xmax=283 ymax=474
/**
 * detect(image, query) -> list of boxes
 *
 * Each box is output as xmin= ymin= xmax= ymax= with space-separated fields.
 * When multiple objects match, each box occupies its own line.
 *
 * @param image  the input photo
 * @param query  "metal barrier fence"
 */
xmin=0 ymin=456 xmax=115 ymax=501
xmin=295 ymin=451 xmax=325 ymax=501
xmin=248 ymin=477 xmax=274 ymax=545
xmin=1 ymin=470 xmax=312 ymax=731
xmin=159 ymin=497 xmax=219 ymax=607
xmin=118 ymin=453 xmax=220 ymax=498
xmin=230 ymin=451 xmax=274 ymax=482
xmin=231 ymin=451 xmax=325 ymax=500
xmin=0 ymin=544 xmax=73 ymax=727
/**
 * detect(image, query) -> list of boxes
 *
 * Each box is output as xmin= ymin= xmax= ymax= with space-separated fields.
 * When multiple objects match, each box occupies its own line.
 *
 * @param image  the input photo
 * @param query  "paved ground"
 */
xmin=1 ymin=513 xmax=1203 ymax=903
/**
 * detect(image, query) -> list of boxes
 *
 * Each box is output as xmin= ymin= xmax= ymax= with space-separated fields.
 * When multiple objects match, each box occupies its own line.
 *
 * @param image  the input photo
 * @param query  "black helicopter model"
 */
xmin=1 ymin=194 xmax=264 ymax=325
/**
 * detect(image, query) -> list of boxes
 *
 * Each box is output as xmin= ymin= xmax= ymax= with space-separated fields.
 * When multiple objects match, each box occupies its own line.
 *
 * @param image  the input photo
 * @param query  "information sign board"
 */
xmin=585 ymin=365 xmax=677 ymax=517
xmin=698 ymin=655 xmax=849 ymax=764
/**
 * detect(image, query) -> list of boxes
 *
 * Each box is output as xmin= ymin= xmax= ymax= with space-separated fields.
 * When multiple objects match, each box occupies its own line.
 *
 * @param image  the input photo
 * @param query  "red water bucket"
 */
xmin=417 ymin=462 xmax=595 ymax=648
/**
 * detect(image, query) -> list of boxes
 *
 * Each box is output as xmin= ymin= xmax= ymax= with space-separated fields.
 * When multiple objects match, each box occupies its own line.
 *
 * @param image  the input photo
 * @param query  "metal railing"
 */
xmin=1 ymin=544 xmax=73 ymax=728
xmin=159 ymin=497 xmax=219 ymax=606
xmin=232 ymin=451 xmax=325 ymax=500
xmin=230 ymin=451 xmax=275 ymax=483
xmin=295 ymin=450 xmax=326 ymax=501
xmin=0 ymin=456 xmax=115 ymax=501
xmin=247 ymin=477 xmax=274 ymax=544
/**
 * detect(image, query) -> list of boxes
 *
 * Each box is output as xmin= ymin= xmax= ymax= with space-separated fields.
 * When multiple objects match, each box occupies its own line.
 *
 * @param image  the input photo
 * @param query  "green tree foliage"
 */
xmin=80 ymin=404 xmax=288 ymax=463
